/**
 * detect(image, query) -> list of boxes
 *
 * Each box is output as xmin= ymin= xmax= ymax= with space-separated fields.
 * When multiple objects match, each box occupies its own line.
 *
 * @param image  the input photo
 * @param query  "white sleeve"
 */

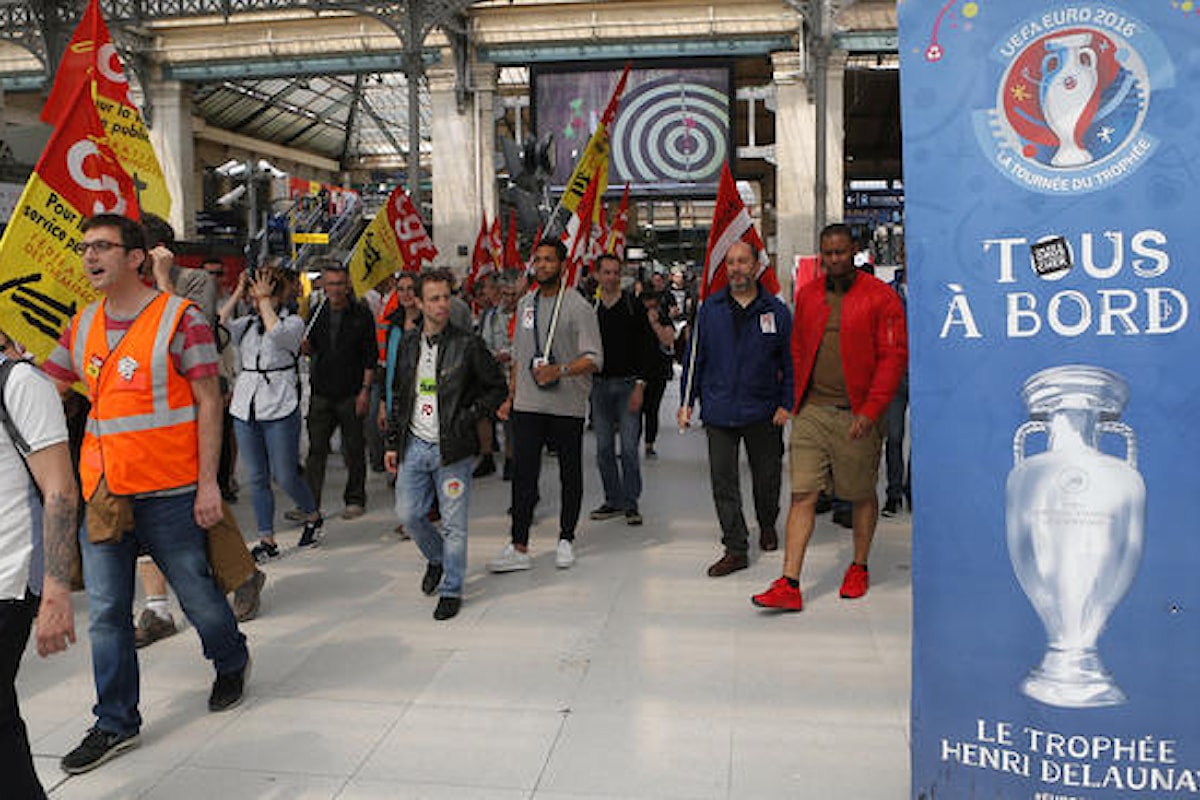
xmin=4 ymin=364 xmax=69 ymax=453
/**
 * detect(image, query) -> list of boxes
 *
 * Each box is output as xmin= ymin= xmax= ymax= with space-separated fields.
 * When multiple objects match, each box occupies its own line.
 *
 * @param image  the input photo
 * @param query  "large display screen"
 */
xmin=533 ymin=61 xmax=733 ymax=197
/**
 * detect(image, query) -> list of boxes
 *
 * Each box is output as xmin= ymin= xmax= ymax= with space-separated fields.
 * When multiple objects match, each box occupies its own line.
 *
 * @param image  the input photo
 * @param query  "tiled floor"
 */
xmin=20 ymin=395 xmax=912 ymax=799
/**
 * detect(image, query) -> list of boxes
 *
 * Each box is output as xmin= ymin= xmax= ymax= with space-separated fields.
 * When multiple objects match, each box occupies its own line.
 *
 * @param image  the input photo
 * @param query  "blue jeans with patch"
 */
xmin=80 ymin=491 xmax=249 ymax=736
xmin=394 ymin=438 xmax=473 ymax=597
xmin=591 ymin=376 xmax=643 ymax=511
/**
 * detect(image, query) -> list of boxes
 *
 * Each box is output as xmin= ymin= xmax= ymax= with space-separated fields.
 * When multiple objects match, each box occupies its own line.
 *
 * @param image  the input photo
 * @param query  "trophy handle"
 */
xmin=1099 ymin=421 xmax=1137 ymax=469
xmin=1013 ymin=421 xmax=1049 ymax=465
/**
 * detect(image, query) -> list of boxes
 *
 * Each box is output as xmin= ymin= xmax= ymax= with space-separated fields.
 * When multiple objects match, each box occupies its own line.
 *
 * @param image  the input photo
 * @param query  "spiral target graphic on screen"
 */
xmin=612 ymin=77 xmax=729 ymax=186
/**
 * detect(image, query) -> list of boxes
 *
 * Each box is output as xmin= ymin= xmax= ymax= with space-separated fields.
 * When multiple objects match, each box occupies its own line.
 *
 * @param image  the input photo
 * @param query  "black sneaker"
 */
xmin=209 ymin=658 xmax=251 ymax=712
xmin=297 ymin=516 xmax=323 ymax=548
xmin=589 ymin=504 xmax=623 ymax=521
xmin=433 ymin=596 xmax=461 ymax=620
xmin=421 ymin=563 xmax=444 ymax=596
xmin=61 ymin=727 xmax=140 ymax=774
xmin=882 ymin=497 xmax=903 ymax=517
xmin=625 ymin=508 xmax=643 ymax=526
xmin=250 ymin=541 xmax=279 ymax=564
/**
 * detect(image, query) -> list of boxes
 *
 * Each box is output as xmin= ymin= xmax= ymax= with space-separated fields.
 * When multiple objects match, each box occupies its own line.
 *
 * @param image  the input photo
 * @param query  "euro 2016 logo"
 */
xmin=974 ymin=7 xmax=1173 ymax=195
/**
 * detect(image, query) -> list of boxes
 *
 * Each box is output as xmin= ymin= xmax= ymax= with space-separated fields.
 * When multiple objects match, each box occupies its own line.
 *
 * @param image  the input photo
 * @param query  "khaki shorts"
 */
xmin=789 ymin=404 xmax=883 ymax=501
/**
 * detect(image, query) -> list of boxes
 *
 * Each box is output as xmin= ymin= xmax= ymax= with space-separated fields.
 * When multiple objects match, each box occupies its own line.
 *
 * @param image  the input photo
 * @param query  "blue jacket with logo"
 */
xmin=684 ymin=286 xmax=793 ymax=428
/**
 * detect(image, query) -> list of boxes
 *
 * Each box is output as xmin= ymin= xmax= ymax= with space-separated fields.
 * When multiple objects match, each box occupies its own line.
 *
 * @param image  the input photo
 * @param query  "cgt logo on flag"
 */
xmin=972 ymin=6 xmax=1173 ymax=195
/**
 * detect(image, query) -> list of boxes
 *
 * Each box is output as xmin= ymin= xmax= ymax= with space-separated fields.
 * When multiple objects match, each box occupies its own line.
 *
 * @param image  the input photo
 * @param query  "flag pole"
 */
xmin=679 ymin=298 xmax=703 ymax=431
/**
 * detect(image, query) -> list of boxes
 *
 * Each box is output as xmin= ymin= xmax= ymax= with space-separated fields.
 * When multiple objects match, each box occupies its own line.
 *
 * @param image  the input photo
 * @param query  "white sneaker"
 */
xmin=488 ymin=543 xmax=532 ymax=573
xmin=555 ymin=539 xmax=575 ymax=569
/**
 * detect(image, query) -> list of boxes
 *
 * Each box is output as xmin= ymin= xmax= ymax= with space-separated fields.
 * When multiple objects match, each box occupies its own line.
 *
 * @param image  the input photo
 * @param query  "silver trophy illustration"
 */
xmin=1005 ymin=365 xmax=1145 ymax=708
xmin=1039 ymin=33 xmax=1100 ymax=167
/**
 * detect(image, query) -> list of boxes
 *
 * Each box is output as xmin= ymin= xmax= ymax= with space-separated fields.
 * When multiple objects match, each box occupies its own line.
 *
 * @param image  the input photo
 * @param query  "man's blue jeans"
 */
xmin=591 ymin=376 xmax=643 ymax=511
xmin=80 ymin=491 xmax=249 ymax=736
xmin=234 ymin=409 xmax=318 ymax=537
xmin=394 ymin=438 xmax=473 ymax=597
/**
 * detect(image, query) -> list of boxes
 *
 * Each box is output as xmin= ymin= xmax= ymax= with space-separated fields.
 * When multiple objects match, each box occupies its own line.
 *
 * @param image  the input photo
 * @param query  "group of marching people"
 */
xmin=1 ymin=210 xmax=907 ymax=795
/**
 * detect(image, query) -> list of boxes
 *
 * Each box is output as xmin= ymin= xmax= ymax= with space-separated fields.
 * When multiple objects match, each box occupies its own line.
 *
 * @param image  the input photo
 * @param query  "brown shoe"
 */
xmin=759 ymin=528 xmax=778 ymax=551
xmin=707 ymin=551 xmax=749 ymax=577
xmin=232 ymin=569 xmax=266 ymax=622
xmin=341 ymin=504 xmax=366 ymax=520
xmin=134 ymin=609 xmax=178 ymax=649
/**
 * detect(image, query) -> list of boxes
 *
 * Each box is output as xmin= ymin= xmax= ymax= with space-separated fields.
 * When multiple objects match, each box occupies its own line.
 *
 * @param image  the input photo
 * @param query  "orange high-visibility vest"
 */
xmin=374 ymin=289 xmax=399 ymax=365
xmin=72 ymin=293 xmax=200 ymax=500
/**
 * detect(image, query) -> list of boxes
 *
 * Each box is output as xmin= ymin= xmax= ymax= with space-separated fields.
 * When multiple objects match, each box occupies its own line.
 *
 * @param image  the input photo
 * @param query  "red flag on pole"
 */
xmin=466 ymin=214 xmax=494 ymax=292
xmin=391 ymin=189 xmax=438 ymax=271
xmin=488 ymin=214 xmax=503 ymax=270
xmin=40 ymin=0 xmax=171 ymax=217
xmin=606 ymin=183 xmax=631 ymax=259
xmin=503 ymin=209 xmax=522 ymax=271
xmin=700 ymin=162 xmax=779 ymax=300
xmin=0 ymin=78 xmax=140 ymax=362
xmin=560 ymin=172 xmax=602 ymax=288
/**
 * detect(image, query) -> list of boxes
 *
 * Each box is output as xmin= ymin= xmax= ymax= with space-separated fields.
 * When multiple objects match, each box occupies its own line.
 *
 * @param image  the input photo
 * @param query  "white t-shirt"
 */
xmin=409 ymin=335 xmax=440 ymax=443
xmin=0 ymin=359 xmax=69 ymax=600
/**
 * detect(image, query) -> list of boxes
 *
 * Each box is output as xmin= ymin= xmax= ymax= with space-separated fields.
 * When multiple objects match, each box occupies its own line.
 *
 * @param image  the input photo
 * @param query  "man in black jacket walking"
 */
xmin=304 ymin=261 xmax=376 ymax=520
xmin=385 ymin=269 xmax=507 ymax=620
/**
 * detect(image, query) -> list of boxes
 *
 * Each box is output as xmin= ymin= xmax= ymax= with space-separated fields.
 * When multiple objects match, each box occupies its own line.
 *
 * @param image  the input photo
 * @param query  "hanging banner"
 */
xmin=901 ymin=3 xmax=1199 ymax=798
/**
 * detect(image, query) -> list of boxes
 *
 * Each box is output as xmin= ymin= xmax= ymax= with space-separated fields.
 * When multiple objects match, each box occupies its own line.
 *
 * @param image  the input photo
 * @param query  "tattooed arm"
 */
xmin=25 ymin=441 xmax=79 ymax=657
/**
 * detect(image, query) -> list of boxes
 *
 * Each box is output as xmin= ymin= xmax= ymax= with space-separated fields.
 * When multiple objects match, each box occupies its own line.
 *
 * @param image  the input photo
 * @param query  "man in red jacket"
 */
xmin=753 ymin=223 xmax=907 ymax=611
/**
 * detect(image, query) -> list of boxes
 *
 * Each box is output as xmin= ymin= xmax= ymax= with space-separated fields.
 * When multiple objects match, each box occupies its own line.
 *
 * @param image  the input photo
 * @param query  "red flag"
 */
xmin=41 ymin=0 xmax=129 ymax=124
xmin=525 ymin=223 xmax=544 ymax=278
xmin=466 ymin=214 xmax=494 ymax=292
xmin=700 ymin=162 xmax=779 ymax=300
xmin=488 ymin=214 xmax=503 ymax=270
xmin=391 ymin=189 xmax=438 ymax=271
xmin=560 ymin=172 xmax=602 ymax=288
xmin=0 ymin=78 xmax=139 ymax=361
xmin=606 ymin=183 xmax=631 ymax=259
xmin=39 ymin=0 xmax=171 ymax=217
xmin=503 ymin=209 xmax=522 ymax=271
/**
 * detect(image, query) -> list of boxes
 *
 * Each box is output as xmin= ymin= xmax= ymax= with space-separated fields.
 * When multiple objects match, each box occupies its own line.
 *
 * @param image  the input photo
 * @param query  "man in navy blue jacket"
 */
xmin=679 ymin=241 xmax=793 ymax=577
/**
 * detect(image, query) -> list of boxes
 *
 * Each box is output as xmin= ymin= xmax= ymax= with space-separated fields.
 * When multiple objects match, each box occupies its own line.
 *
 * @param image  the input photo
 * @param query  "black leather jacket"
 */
xmin=385 ymin=321 xmax=507 ymax=465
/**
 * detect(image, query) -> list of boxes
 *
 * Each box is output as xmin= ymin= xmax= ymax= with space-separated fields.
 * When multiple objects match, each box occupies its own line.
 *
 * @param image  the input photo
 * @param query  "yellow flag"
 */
xmin=560 ymin=63 xmax=630 ymax=220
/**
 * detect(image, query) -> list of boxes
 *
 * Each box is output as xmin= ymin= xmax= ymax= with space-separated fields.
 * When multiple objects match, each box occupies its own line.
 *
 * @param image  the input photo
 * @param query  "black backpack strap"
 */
xmin=0 ymin=358 xmax=32 ymax=456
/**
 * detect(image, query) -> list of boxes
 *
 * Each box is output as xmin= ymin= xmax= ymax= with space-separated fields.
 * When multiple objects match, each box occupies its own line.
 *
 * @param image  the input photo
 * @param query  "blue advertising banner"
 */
xmin=901 ymin=2 xmax=1200 ymax=798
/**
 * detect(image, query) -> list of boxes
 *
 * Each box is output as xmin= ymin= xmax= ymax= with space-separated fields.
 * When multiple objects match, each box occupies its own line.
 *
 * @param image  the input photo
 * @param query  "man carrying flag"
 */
xmin=679 ymin=166 xmax=792 ymax=579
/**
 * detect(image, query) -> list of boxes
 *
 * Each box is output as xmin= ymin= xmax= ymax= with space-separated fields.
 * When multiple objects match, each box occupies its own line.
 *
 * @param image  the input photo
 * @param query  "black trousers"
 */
xmin=510 ymin=411 xmax=585 ymax=545
xmin=1 ymin=593 xmax=45 ymax=800
xmin=305 ymin=393 xmax=367 ymax=509
xmin=642 ymin=377 xmax=668 ymax=446
xmin=705 ymin=421 xmax=783 ymax=554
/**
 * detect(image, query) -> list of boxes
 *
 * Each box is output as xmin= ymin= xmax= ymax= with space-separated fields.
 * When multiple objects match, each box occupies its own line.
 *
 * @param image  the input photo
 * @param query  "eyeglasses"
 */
xmin=76 ymin=240 xmax=126 ymax=256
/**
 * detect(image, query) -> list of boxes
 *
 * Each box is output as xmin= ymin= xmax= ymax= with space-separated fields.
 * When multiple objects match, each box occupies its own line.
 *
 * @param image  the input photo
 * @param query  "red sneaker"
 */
xmin=839 ymin=563 xmax=869 ymax=599
xmin=752 ymin=577 xmax=803 ymax=611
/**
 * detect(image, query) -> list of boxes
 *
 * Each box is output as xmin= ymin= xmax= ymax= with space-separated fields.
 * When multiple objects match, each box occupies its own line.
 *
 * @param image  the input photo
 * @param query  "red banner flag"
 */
xmin=41 ymin=0 xmax=171 ymax=218
xmin=0 ymin=79 xmax=139 ymax=362
xmin=700 ymin=162 xmax=779 ymax=300
xmin=466 ymin=214 xmax=495 ymax=292
xmin=606 ymin=183 xmax=631 ymax=259
xmin=503 ymin=209 xmax=522 ymax=271
xmin=488 ymin=214 xmax=503 ymax=270
xmin=560 ymin=172 xmax=602 ymax=288
xmin=347 ymin=186 xmax=437 ymax=297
